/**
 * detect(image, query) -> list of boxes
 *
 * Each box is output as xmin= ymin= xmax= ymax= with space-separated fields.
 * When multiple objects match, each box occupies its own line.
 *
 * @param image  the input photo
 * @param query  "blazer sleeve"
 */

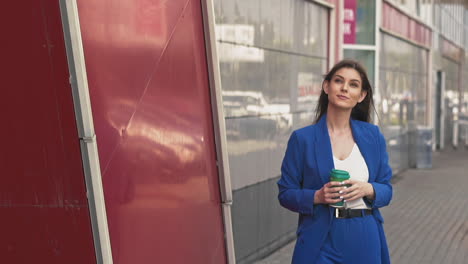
xmin=277 ymin=132 xmax=316 ymax=216
xmin=368 ymin=126 xmax=393 ymax=208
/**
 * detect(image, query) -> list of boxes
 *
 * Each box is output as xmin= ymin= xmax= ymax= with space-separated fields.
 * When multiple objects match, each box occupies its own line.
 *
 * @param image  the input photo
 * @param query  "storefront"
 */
xmin=431 ymin=0 xmax=465 ymax=149
xmin=378 ymin=1 xmax=431 ymax=172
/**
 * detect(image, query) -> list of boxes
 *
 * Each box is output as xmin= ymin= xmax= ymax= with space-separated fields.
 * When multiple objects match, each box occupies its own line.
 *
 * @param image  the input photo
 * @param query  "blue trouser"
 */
xmin=316 ymin=214 xmax=382 ymax=264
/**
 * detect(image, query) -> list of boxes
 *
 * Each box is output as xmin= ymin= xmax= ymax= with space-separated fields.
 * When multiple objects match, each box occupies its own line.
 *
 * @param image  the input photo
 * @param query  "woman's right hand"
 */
xmin=314 ymin=182 xmax=347 ymax=204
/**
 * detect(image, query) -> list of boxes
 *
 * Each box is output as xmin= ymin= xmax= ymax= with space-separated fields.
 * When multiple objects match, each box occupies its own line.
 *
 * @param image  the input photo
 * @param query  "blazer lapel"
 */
xmin=314 ymin=116 xmax=378 ymax=184
xmin=350 ymin=119 xmax=377 ymax=182
xmin=314 ymin=115 xmax=334 ymax=185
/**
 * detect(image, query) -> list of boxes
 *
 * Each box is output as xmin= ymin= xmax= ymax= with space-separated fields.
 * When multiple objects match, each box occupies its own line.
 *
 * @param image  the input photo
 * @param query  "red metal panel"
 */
xmin=77 ymin=0 xmax=227 ymax=263
xmin=0 ymin=0 xmax=96 ymax=263
xmin=76 ymin=0 xmax=187 ymax=171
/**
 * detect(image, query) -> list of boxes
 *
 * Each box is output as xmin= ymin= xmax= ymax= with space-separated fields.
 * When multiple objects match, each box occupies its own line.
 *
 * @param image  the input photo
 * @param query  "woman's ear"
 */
xmin=323 ymin=80 xmax=329 ymax=95
xmin=358 ymin=90 xmax=368 ymax=103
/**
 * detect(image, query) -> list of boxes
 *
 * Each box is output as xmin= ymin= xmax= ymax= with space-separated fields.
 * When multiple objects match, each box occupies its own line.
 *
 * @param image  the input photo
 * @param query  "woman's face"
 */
xmin=323 ymin=67 xmax=367 ymax=111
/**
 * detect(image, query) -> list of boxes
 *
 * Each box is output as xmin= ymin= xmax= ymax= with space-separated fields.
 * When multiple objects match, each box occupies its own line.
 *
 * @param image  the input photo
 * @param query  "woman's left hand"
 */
xmin=341 ymin=180 xmax=375 ymax=202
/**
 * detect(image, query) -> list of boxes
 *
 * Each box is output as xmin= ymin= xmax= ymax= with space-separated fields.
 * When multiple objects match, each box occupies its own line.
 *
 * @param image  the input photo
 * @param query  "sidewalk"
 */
xmin=254 ymin=148 xmax=468 ymax=264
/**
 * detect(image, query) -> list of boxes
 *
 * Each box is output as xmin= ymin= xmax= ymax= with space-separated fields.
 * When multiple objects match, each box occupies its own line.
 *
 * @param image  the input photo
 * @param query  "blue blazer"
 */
xmin=277 ymin=115 xmax=392 ymax=264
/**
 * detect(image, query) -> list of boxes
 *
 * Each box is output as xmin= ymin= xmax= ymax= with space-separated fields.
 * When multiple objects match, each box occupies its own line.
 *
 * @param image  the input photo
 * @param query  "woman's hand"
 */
xmin=314 ymin=182 xmax=348 ymax=204
xmin=341 ymin=180 xmax=375 ymax=202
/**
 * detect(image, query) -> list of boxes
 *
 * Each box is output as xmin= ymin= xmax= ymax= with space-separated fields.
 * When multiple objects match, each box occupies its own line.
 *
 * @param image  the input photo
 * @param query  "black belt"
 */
xmin=334 ymin=208 xmax=372 ymax=219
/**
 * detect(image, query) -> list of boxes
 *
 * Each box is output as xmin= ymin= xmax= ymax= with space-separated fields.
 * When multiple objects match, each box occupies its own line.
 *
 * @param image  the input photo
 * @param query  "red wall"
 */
xmin=0 ymin=1 xmax=96 ymax=263
xmin=77 ymin=0 xmax=227 ymax=263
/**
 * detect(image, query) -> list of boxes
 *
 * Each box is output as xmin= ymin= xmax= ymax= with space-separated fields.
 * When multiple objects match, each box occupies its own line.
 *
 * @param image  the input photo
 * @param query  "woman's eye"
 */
xmin=334 ymin=79 xmax=342 ymax=83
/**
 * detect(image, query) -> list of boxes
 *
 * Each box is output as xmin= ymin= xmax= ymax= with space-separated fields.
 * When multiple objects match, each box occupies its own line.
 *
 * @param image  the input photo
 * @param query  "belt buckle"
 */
xmin=335 ymin=208 xmax=345 ymax=218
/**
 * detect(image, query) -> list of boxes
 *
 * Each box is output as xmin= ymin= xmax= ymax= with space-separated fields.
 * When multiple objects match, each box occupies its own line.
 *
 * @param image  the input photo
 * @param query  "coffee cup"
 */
xmin=329 ymin=169 xmax=350 ymax=208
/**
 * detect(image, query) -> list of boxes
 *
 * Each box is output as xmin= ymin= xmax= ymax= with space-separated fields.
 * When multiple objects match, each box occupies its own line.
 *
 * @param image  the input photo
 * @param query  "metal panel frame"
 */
xmin=379 ymin=27 xmax=431 ymax=51
xmin=310 ymin=0 xmax=335 ymax=9
xmin=338 ymin=0 xmax=344 ymax=61
xmin=328 ymin=1 xmax=337 ymax=68
xmin=433 ymin=70 xmax=447 ymax=150
xmin=427 ymin=43 xmax=434 ymax=136
xmin=59 ymin=1 xmax=113 ymax=263
xmin=343 ymin=44 xmax=377 ymax=50
xmin=375 ymin=0 xmax=382 ymax=125
xmin=200 ymin=0 xmax=236 ymax=263
xmin=440 ymin=71 xmax=446 ymax=149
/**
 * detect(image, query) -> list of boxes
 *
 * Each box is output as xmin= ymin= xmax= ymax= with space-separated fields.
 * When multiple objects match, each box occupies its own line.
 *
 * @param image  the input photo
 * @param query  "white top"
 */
xmin=333 ymin=143 xmax=370 ymax=209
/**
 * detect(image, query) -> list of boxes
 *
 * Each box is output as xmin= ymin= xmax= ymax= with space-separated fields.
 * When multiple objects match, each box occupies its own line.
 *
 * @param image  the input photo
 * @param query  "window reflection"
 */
xmin=379 ymin=33 xmax=428 ymax=127
xmin=222 ymin=90 xmax=292 ymax=140
xmin=379 ymin=32 xmax=429 ymax=172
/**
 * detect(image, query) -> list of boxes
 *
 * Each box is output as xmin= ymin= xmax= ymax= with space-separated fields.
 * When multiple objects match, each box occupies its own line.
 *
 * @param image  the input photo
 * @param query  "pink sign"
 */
xmin=343 ymin=0 xmax=357 ymax=44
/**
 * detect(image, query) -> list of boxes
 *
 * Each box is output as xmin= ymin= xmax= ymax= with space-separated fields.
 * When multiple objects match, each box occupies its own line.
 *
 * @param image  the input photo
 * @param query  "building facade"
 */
xmin=3 ymin=1 xmax=468 ymax=264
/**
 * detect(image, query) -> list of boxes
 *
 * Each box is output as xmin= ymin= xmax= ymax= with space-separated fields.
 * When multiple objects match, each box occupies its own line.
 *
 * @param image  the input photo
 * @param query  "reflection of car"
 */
xmin=222 ymin=91 xmax=267 ymax=117
xmin=221 ymin=91 xmax=292 ymax=139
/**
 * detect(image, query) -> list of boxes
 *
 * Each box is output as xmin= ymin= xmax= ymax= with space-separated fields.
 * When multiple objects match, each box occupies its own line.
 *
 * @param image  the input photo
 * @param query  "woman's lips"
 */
xmin=337 ymin=95 xmax=349 ymax=100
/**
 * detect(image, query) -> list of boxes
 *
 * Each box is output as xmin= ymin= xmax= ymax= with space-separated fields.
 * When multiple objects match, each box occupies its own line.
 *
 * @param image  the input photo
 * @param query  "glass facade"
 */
xmin=356 ymin=0 xmax=376 ymax=45
xmin=214 ymin=0 xmax=328 ymax=190
xmin=343 ymin=49 xmax=375 ymax=85
xmin=441 ymin=56 xmax=460 ymax=147
xmin=344 ymin=0 xmax=375 ymax=45
xmin=214 ymin=0 xmax=330 ymax=262
xmin=389 ymin=0 xmax=420 ymax=17
xmin=379 ymin=33 xmax=429 ymax=172
xmin=435 ymin=1 xmax=464 ymax=47
xmin=214 ymin=0 xmax=328 ymax=58
xmin=432 ymin=1 xmax=466 ymax=148
xmin=461 ymin=54 xmax=468 ymax=146
xmin=389 ymin=0 xmax=432 ymax=24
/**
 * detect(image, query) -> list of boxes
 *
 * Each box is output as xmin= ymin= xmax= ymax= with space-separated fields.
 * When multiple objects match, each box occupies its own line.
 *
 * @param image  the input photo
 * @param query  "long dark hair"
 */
xmin=314 ymin=59 xmax=375 ymax=123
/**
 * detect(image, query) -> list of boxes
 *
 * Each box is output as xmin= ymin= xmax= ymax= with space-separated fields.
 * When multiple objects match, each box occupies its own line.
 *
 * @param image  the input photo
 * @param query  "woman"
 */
xmin=278 ymin=59 xmax=392 ymax=264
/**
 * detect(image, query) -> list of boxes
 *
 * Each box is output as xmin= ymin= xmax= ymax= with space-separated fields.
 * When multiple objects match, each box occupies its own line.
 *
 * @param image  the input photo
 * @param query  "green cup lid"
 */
xmin=330 ymin=169 xmax=350 ymax=179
